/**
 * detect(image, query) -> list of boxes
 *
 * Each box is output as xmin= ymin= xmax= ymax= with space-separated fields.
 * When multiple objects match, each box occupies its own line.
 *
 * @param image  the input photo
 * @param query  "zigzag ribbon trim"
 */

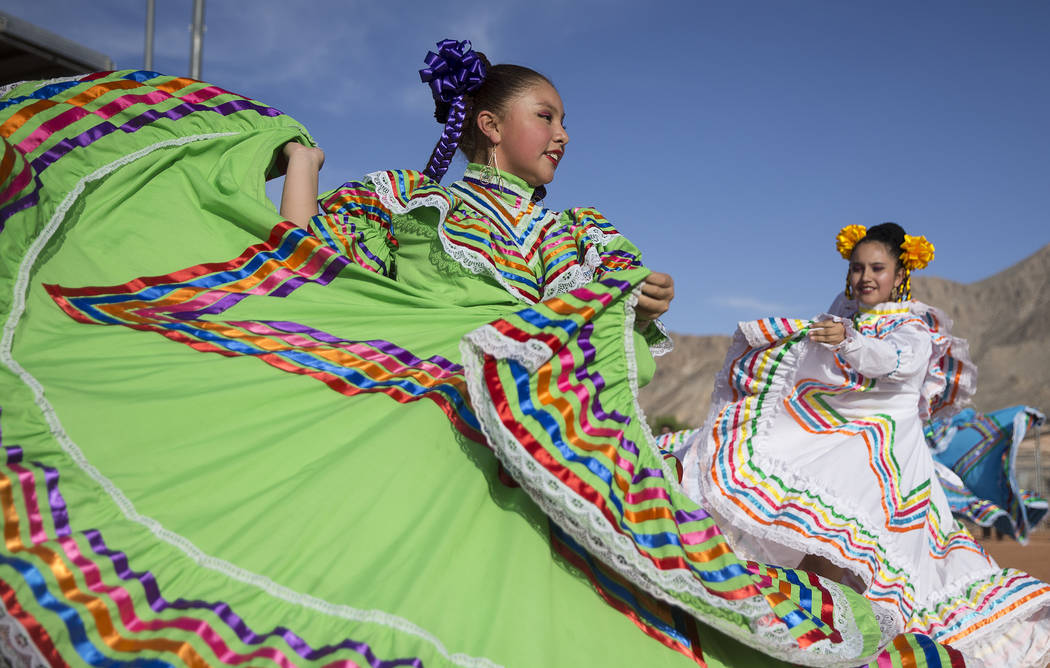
xmin=0 ymin=436 xmax=427 ymax=667
xmin=1 ymin=71 xmax=283 ymax=229
xmin=45 ymin=222 xmax=482 ymax=443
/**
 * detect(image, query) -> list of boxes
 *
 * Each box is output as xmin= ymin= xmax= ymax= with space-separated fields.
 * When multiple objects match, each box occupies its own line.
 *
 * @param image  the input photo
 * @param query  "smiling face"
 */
xmin=481 ymin=81 xmax=569 ymax=187
xmin=848 ymin=240 xmax=906 ymax=306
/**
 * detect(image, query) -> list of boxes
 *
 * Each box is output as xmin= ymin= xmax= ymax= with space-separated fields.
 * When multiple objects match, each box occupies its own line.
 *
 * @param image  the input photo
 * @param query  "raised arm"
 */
xmin=279 ymin=143 xmax=325 ymax=228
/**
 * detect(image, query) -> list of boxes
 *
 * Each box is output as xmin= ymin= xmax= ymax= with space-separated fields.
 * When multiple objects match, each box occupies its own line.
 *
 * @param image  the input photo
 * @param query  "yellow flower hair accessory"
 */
xmin=899 ymin=234 xmax=935 ymax=271
xmin=835 ymin=224 xmax=867 ymax=260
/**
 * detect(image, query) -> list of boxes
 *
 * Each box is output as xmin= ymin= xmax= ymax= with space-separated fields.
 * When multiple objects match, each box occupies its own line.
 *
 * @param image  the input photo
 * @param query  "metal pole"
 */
xmin=144 ymin=0 xmax=155 ymax=70
xmin=189 ymin=0 xmax=205 ymax=79
xmin=1035 ymin=424 xmax=1043 ymax=499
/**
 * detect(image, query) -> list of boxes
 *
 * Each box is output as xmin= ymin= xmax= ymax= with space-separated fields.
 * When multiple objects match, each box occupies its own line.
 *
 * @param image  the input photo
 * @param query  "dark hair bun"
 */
xmin=865 ymin=222 xmax=906 ymax=251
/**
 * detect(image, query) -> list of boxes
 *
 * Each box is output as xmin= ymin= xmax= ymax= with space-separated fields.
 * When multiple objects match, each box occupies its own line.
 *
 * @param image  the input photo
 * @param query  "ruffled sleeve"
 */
xmin=821 ymin=300 xmax=976 ymax=420
xmin=829 ymin=317 xmax=932 ymax=381
xmin=561 ymin=206 xmax=672 ymax=356
xmin=312 ymin=169 xmax=453 ymax=278
xmin=911 ymin=301 xmax=977 ymax=420
xmin=562 ymin=206 xmax=641 ymax=280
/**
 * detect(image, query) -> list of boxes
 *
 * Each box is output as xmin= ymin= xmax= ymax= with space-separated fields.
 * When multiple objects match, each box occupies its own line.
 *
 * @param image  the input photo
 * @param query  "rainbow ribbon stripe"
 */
xmin=326 ymin=169 xmax=640 ymax=305
xmin=440 ymin=189 xmax=641 ymax=304
xmin=446 ymin=178 xmax=629 ymax=304
xmin=0 ymin=420 xmax=426 ymax=667
xmin=0 ymin=70 xmax=283 ymax=231
xmin=0 ymin=121 xmax=34 ymax=226
xmin=44 ymin=221 xmax=484 ymax=443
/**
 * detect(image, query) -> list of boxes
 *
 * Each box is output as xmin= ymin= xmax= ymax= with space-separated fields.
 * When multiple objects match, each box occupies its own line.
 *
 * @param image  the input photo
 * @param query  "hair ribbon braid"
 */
xmin=419 ymin=39 xmax=487 ymax=181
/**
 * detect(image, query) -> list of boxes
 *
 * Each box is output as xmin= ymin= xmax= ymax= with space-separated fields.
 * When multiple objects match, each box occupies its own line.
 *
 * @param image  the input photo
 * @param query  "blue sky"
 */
xmin=6 ymin=1 xmax=1049 ymax=334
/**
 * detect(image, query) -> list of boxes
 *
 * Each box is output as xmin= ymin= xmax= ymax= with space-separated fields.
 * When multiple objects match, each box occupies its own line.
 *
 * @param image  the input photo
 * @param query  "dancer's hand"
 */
xmin=636 ymin=271 xmax=675 ymax=328
xmin=809 ymin=320 xmax=845 ymax=346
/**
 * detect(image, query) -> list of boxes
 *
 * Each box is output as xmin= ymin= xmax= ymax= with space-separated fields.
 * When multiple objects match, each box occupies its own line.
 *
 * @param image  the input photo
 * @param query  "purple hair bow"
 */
xmin=419 ymin=39 xmax=486 ymax=102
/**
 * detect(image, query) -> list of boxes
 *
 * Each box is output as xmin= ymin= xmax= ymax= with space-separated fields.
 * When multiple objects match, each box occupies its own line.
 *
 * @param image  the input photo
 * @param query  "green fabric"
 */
xmin=0 ymin=71 xmax=965 ymax=668
xmin=0 ymin=73 xmax=757 ymax=667
xmin=9 ymin=143 xmax=697 ymax=667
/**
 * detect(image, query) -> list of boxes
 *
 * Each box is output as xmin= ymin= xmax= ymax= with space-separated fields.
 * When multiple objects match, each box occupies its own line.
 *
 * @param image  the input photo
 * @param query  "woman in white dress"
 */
xmin=680 ymin=222 xmax=1050 ymax=666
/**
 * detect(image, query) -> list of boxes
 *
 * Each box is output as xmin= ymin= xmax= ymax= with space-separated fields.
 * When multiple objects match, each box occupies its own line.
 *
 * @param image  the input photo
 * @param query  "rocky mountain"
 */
xmin=640 ymin=244 xmax=1050 ymax=426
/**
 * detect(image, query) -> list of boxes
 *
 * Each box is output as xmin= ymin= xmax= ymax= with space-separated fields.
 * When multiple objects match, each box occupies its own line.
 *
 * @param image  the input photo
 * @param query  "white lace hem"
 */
xmin=648 ymin=318 xmax=674 ymax=357
xmin=0 ymin=605 xmax=50 ymax=668
xmin=461 ymin=325 xmax=555 ymax=374
xmin=826 ymin=295 xmax=977 ymax=421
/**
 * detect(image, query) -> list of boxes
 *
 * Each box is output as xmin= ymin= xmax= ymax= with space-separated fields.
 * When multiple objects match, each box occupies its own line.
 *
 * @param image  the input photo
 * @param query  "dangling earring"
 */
xmin=480 ymin=147 xmax=496 ymax=185
xmin=491 ymin=151 xmax=505 ymax=192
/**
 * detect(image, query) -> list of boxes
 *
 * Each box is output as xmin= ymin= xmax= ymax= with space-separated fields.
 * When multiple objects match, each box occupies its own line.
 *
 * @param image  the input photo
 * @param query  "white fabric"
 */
xmin=681 ymin=297 xmax=1050 ymax=666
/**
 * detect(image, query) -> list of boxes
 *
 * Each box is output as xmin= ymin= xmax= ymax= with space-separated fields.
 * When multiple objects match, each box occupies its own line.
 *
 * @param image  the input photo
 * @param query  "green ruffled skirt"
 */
xmin=0 ymin=71 xmax=961 ymax=667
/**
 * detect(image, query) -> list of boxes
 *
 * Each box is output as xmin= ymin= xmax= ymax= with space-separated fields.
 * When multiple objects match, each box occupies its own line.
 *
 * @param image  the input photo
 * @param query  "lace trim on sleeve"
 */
xmin=582 ymin=225 xmax=621 ymax=247
xmin=540 ymin=244 xmax=602 ymax=301
xmin=539 ymin=212 xmax=623 ymax=301
xmin=825 ymin=297 xmax=976 ymax=421
xmin=366 ymin=169 xmax=453 ymax=227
